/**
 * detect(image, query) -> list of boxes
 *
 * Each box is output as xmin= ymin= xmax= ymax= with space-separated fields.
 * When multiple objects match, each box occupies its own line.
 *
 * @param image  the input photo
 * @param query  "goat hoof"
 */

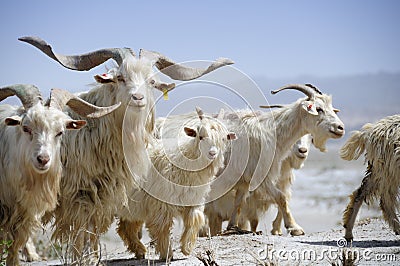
xmin=344 ymin=230 xmax=353 ymax=242
xmin=27 ymin=254 xmax=41 ymax=262
xmin=344 ymin=235 xmax=353 ymax=242
xmin=271 ymin=229 xmax=283 ymax=236
xmin=226 ymin=224 xmax=237 ymax=231
xmin=181 ymin=247 xmax=191 ymax=256
xmin=181 ymin=242 xmax=193 ymax=256
xmin=220 ymin=225 xmax=253 ymax=235
xmin=135 ymin=253 xmax=145 ymax=259
xmin=289 ymin=228 xmax=305 ymax=236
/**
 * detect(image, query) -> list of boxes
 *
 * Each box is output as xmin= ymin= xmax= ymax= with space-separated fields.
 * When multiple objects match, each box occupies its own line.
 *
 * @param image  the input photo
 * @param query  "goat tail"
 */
xmin=340 ymin=123 xmax=371 ymax=161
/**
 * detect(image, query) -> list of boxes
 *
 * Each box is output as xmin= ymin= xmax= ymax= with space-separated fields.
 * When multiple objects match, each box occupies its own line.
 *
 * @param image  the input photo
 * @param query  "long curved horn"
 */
xmin=49 ymin=88 xmax=121 ymax=118
xmin=305 ymin=83 xmax=322 ymax=95
xmin=139 ymin=49 xmax=234 ymax=81
xmin=271 ymin=84 xmax=316 ymax=99
xmin=259 ymin=105 xmax=284 ymax=109
xmin=0 ymin=84 xmax=42 ymax=109
xmin=19 ymin=36 xmax=134 ymax=71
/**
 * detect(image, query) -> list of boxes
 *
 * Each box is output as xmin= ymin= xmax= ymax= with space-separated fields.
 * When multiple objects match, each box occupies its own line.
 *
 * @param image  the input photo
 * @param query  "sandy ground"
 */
xmin=20 ymin=147 xmax=400 ymax=265
xmin=109 ymin=217 xmax=400 ymax=266
xmin=23 ymin=218 xmax=400 ymax=265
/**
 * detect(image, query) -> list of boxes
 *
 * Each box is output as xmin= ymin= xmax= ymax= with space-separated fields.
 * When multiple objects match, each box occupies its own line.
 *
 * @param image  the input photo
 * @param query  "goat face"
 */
xmin=198 ymin=126 xmax=220 ymax=161
xmin=5 ymin=104 xmax=86 ymax=173
xmin=94 ymin=56 xmax=153 ymax=110
xmin=184 ymin=119 xmax=237 ymax=162
xmin=290 ymin=134 xmax=312 ymax=169
xmin=302 ymin=94 xmax=344 ymax=152
xmin=292 ymin=134 xmax=312 ymax=160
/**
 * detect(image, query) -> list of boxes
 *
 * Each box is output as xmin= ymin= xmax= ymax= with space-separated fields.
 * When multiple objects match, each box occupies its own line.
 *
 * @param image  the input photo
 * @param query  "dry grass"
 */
xmin=331 ymin=248 xmax=359 ymax=266
xmin=196 ymin=249 xmax=219 ymax=266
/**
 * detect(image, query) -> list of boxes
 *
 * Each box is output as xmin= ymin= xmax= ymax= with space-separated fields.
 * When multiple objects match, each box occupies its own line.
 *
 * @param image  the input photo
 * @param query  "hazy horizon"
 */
xmin=0 ymin=1 xmax=399 ymax=132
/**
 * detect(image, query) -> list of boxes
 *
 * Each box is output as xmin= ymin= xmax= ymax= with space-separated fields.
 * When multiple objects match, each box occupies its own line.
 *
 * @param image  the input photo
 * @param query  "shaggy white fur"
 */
xmin=341 ymin=114 xmax=400 ymax=241
xmin=117 ymin=109 xmax=236 ymax=260
xmin=0 ymin=99 xmax=87 ymax=266
xmin=201 ymin=86 xmax=344 ymax=237
xmin=19 ymin=36 xmax=234 ymax=262
xmin=47 ymin=57 xmax=157 ymax=262
xmin=202 ymin=134 xmax=312 ymax=236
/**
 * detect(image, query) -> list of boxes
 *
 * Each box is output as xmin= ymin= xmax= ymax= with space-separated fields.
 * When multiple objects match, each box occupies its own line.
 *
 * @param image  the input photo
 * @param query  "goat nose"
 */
xmin=209 ymin=150 xmax=217 ymax=157
xmin=37 ymin=154 xmax=50 ymax=166
xmin=298 ymin=147 xmax=308 ymax=154
xmin=335 ymin=123 xmax=345 ymax=134
xmin=132 ymin=93 xmax=144 ymax=101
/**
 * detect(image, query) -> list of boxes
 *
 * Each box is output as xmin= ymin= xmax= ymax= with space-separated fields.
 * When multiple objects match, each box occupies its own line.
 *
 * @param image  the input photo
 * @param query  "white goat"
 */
xmin=202 ymin=134 xmax=312 ymax=236
xmin=255 ymin=134 xmax=312 ymax=235
xmin=341 ymin=114 xmax=400 ymax=241
xmin=117 ymin=107 xmax=236 ymax=260
xmin=0 ymin=85 xmax=119 ymax=266
xmin=205 ymin=84 xmax=344 ymax=236
xmin=19 ymin=36 xmax=233 ymax=260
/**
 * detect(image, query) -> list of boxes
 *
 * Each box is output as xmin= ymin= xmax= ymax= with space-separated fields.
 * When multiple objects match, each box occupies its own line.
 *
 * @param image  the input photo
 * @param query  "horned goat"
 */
xmin=19 ymin=36 xmax=233 ymax=261
xmin=117 ymin=107 xmax=236 ymax=260
xmin=202 ymin=134 xmax=312 ymax=236
xmin=0 ymin=84 xmax=119 ymax=266
xmin=203 ymin=84 xmax=344 ymax=236
xmin=341 ymin=114 xmax=400 ymax=241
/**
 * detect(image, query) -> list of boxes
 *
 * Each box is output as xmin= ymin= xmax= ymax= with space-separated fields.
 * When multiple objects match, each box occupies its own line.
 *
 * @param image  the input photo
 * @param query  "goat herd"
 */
xmin=0 ymin=36 xmax=399 ymax=265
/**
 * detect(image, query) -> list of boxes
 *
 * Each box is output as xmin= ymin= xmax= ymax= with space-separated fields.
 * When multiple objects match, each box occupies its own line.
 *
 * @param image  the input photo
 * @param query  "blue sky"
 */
xmin=0 ymin=1 xmax=399 ymax=107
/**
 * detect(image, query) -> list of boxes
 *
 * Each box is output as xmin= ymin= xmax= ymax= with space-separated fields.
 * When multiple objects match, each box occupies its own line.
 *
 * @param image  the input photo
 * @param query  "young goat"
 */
xmin=203 ymin=134 xmax=312 ymax=236
xmin=341 ymin=114 xmax=400 ymax=241
xmin=117 ymin=107 xmax=236 ymax=260
xmin=0 ymin=85 xmax=118 ymax=266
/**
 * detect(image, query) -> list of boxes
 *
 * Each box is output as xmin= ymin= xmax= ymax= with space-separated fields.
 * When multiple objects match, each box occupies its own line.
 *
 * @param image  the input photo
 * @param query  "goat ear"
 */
xmin=65 ymin=120 xmax=87 ymax=130
xmin=301 ymin=101 xmax=318 ymax=115
xmin=5 ymin=116 xmax=22 ymax=126
xmin=227 ymin=132 xmax=237 ymax=140
xmin=94 ymin=73 xmax=116 ymax=84
xmin=184 ymin=127 xmax=197 ymax=137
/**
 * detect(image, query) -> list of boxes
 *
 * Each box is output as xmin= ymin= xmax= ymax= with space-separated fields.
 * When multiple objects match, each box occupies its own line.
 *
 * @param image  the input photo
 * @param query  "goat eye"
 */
xmin=199 ymin=136 xmax=204 ymax=140
xmin=22 ymin=126 xmax=32 ymax=135
xmin=117 ymin=75 xmax=125 ymax=82
xmin=55 ymin=131 xmax=63 ymax=137
xmin=316 ymin=107 xmax=324 ymax=114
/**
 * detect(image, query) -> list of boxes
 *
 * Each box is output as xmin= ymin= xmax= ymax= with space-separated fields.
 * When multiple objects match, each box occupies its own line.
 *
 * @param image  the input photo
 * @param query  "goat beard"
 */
xmin=312 ymin=135 xmax=328 ymax=152
xmin=122 ymin=109 xmax=151 ymax=184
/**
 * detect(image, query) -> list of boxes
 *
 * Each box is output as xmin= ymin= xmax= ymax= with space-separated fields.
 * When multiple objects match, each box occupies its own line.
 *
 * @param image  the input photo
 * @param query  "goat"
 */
xmin=19 ymin=36 xmax=234 ymax=261
xmin=256 ymin=134 xmax=312 ymax=235
xmin=341 ymin=114 xmax=400 ymax=241
xmin=0 ymin=84 xmax=119 ymax=266
xmin=117 ymin=107 xmax=236 ymax=260
xmin=204 ymin=84 xmax=344 ymax=236
xmin=202 ymin=134 xmax=312 ymax=236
